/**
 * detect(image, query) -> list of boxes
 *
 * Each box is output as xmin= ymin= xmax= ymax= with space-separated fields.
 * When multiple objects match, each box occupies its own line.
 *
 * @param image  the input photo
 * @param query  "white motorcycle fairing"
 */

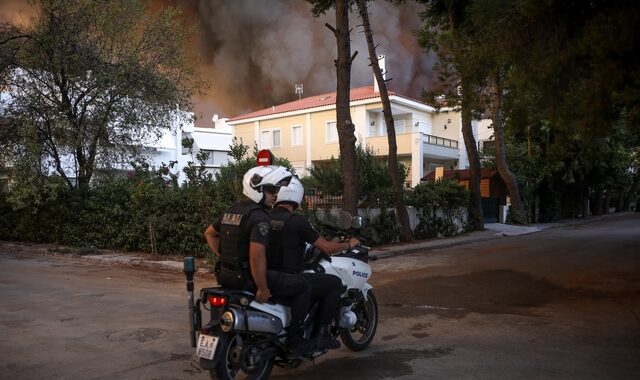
xmin=249 ymin=301 xmax=291 ymax=328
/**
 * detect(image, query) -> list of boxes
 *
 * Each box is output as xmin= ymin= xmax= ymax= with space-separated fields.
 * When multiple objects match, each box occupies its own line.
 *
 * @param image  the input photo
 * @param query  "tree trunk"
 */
xmin=602 ymin=186 xmax=612 ymax=214
xmin=330 ymin=0 xmax=358 ymax=215
xmin=615 ymin=189 xmax=625 ymax=212
xmin=622 ymin=171 xmax=639 ymax=211
xmin=460 ymin=80 xmax=484 ymax=230
xmin=593 ymin=186 xmax=603 ymax=215
xmin=581 ymin=184 xmax=589 ymax=217
xmin=491 ymin=73 xmax=527 ymax=224
xmin=356 ymin=0 xmax=413 ymax=242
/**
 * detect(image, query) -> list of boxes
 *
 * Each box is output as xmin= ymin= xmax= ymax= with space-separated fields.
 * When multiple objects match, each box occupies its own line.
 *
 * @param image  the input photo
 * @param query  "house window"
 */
xmin=260 ymin=130 xmax=270 ymax=148
xmin=272 ymin=129 xmax=281 ymax=148
xmin=326 ymin=121 xmax=338 ymax=143
xmin=291 ymin=125 xmax=302 ymax=146
xmin=261 ymin=129 xmax=281 ymax=149
xmin=201 ymin=150 xmax=229 ymax=167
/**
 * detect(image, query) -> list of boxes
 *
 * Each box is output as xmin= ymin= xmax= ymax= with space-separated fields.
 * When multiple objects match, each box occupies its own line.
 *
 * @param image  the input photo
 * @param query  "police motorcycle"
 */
xmin=183 ymin=209 xmax=378 ymax=380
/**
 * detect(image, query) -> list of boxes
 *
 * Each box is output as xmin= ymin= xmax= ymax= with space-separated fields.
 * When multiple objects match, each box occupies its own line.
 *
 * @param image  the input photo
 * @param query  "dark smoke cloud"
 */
xmin=0 ymin=0 xmax=37 ymax=24
xmin=1 ymin=0 xmax=438 ymax=126
xmin=169 ymin=0 xmax=437 ymax=126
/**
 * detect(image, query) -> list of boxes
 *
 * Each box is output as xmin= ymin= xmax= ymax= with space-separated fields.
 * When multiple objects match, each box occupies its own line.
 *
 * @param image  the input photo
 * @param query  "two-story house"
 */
xmin=227 ymin=81 xmax=490 ymax=188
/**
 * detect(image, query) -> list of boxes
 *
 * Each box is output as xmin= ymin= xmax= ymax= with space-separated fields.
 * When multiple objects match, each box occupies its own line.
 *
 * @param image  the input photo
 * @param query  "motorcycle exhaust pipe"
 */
xmin=220 ymin=308 xmax=283 ymax=334
xmin=184 ymin=256 xmax=197 ymax=348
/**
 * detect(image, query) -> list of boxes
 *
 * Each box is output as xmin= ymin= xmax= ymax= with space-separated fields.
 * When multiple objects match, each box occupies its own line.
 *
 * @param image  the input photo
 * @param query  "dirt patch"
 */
xmin=0 ymin=240 xmax=212 ymax=276
xmin=106 ymin=328 xmax=167 ymax=343
xmin=374 ymin=269 xmax=573 ymax=318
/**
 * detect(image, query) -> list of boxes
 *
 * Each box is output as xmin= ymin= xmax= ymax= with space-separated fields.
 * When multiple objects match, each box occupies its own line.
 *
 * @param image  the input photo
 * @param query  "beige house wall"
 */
xmin=366 ymin=136 xmax=389 ymax=155
xmin=432 ymin=111 xmax=460 ymax=140
xmin=231 ymin=116 xmax=309 ymax=164
xmin=364 ymin=133 xmax=414 ymax=156
xmin=232 ymin=122 xmax=254 ymax=147
xmin=257 ymin=115 xmax=307 ymax=162
xmin=309 ymin=109 xmax=341 ymax=161
xmin=350 ymin=104 xmax=368 ymax=141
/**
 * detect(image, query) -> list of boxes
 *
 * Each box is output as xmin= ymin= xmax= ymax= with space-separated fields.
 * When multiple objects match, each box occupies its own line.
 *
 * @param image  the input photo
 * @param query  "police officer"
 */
xmin=268 ymin=177 xmax=360 ymax=350
xmin=203 ymin=165 xmax=315 ymax=356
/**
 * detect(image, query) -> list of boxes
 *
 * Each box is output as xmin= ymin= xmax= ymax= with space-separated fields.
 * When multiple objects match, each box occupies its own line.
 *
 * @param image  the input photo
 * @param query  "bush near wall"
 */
xmin=406 ymin=179 xmax=471 ymax=239
xmin=0 ymin=172 xmax=213 ymax=257
xmin=0 ymin=177 xmax=471 ymax=255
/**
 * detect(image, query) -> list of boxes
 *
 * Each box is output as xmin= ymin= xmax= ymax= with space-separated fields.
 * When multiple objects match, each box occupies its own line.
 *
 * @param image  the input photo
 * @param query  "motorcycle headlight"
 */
xmin=220 ymin=311 xmax=235 ymax=332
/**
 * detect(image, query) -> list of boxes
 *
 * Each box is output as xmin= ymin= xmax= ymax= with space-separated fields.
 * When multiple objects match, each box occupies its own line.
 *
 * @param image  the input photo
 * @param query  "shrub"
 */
xmin=406 ymin=179 xmax=469 ymax=239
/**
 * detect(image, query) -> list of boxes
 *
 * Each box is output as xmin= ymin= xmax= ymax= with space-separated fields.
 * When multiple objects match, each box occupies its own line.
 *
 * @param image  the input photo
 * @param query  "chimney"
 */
xmin=373 ymin=54 xmax=386 ymax=93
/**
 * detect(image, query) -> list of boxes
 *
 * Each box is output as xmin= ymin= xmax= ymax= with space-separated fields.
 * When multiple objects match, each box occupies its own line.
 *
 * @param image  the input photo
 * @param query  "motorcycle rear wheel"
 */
xmin=211 ymin=334 xmax=274 ymax=380
xmin=339 ymin=290 xmax=378 ymax=351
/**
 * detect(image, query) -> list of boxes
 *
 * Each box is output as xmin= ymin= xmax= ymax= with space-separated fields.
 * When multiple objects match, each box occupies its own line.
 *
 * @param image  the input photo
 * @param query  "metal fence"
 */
xmin=304 ymin=194 xmax=343 ymax=210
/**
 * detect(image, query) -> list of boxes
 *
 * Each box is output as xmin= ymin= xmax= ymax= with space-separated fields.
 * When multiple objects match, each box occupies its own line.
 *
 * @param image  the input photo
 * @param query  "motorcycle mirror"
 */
xmin=351 ymin=215 xmax=363 ymax=229
xmin=317 ymin=209 xmax=352 ymax=230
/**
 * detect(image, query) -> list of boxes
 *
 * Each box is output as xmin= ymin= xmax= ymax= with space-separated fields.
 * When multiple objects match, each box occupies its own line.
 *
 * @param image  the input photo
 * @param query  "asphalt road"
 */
xmin=1 ymin=213 xmax=639 ymax=379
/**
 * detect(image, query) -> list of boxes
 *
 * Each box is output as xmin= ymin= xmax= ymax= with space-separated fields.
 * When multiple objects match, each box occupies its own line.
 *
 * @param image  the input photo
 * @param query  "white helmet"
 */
xmin=275 ymin=176 xmax=304 ymax=209
xmin=242 ymin=165 xmax=292 ymax=204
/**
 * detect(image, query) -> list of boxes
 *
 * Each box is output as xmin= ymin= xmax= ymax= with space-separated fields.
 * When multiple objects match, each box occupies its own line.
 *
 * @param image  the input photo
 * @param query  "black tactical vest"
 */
xmin=217 ymin=201 xmax=263 ymax=289
xmin=268 ymin=208 xmax=303 ymax=274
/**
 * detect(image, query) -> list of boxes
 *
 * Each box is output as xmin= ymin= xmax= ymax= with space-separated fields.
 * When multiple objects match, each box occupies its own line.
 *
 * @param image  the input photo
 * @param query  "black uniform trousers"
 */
xmin=302 ymin=272 xmax=343 ymax=326
xmin=266 ymin=270 xmax=311 ymax=326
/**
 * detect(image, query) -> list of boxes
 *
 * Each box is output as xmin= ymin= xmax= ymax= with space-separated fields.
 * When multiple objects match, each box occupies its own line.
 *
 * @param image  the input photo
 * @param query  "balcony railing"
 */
xmin=424 ymin=134 xmax=458 ymax=148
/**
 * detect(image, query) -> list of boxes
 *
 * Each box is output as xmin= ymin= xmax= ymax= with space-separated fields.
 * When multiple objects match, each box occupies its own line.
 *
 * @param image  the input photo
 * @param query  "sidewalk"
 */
xmin=371 ymin=212 xmax=629 ymax=259
xmin=369 ymin=221 xmax=551 ymax=259
xmin=79 ymin=212 xmax=631 ymax=272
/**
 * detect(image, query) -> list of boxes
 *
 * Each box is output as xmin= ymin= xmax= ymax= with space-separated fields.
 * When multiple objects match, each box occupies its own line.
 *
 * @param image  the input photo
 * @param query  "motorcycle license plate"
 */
xmin=195 ymin=334 xmax=219 ymax=360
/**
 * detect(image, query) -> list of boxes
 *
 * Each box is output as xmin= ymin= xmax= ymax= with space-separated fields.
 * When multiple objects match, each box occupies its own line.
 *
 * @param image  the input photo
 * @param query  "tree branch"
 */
xmin=349 ymin=51 xmax=358 ymax=65
xmin=325 ymin=23 xmax=337 ymax=35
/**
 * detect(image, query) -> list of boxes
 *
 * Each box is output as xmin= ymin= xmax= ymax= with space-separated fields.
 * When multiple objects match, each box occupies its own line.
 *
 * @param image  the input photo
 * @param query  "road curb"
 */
xmin=372 ymin=234 xmax=503 ymax=260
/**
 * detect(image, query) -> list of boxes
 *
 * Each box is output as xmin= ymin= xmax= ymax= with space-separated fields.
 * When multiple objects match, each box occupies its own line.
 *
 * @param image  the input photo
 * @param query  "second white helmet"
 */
xmin=275 ymin=176 xmax=304 ymax=209
xmin=242 ymin=165 xmax=292 ymax=204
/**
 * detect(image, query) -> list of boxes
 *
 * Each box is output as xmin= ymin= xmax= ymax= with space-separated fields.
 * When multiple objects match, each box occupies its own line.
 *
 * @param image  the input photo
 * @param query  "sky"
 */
xmin=1 ymin=0 xmax=437 ymax=127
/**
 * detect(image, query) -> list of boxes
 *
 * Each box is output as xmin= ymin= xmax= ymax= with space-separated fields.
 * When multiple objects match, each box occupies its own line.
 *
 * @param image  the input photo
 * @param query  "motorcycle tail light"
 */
xmin=208 ymin=295 xmax=227 ymax=308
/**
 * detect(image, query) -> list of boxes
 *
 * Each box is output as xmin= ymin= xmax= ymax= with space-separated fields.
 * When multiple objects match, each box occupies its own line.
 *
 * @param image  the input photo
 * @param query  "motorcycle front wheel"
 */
xmin=339 ymin=290 xmax=378 ymax=351
xmin=211 ymin=334 xmax=274 ymax=380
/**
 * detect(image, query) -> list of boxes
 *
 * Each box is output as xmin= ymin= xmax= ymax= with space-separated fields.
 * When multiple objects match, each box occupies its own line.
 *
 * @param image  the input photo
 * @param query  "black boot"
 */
xmin=315 ymin=325 xmax=341 ymax=350
xmin=286 ymin=323 xmax=315 ymax=357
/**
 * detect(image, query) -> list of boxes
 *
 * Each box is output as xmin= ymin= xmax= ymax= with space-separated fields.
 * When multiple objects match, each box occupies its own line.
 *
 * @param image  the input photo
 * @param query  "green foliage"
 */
xmin=419 ymin=0 xmax=640 ymax=222
xmin=359 ymin=208 xmax=401 ymax=246
xmin=406 ymin=179 xmax=470 ymax=239
xmin=0 ymin=0 xmax=204 ymax=189
xmin=304 ymin=144 xmax=407 ymax=208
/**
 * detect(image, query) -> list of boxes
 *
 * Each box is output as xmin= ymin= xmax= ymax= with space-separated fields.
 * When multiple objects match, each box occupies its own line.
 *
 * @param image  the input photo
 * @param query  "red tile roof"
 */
xmin=228 ymin=86 xmax=395 ymax=122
